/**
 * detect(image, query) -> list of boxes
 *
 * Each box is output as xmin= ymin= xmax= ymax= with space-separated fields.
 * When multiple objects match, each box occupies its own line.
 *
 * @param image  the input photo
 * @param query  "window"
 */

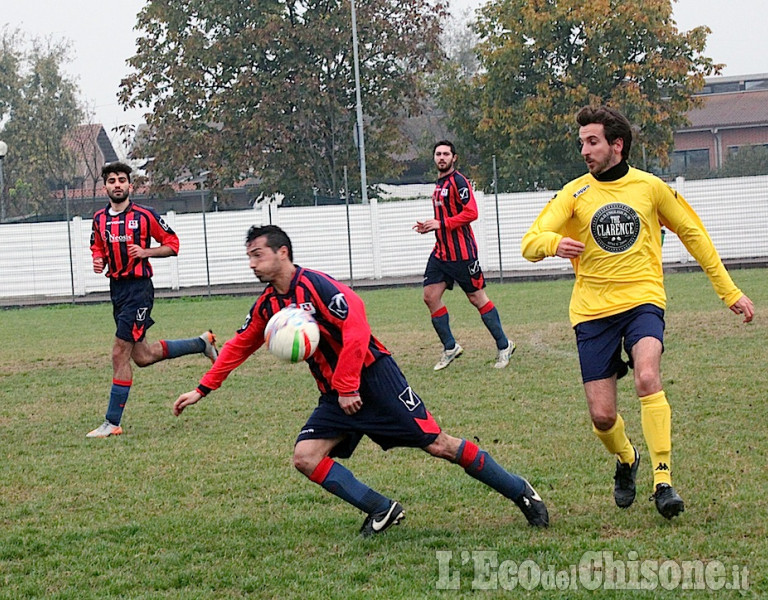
xmin=668 ymin=149 xmax=710 ymax=176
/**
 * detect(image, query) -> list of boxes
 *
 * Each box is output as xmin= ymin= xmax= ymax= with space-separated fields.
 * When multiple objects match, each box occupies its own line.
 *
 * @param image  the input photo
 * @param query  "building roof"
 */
xmin=682 ymin=89 xmax=768 ymax=130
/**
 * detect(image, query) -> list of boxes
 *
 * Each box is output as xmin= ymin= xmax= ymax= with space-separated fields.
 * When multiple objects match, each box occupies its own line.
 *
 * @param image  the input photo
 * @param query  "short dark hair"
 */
xmin=101 ymin=161 xmax=133 ymax=184
xmin=245 ymin=224 xmax=293 ymax=261
xmin=433 ymin=140 xmax=457 ymax=155
xmin=576 ymin=106 xmax=633 ymax=160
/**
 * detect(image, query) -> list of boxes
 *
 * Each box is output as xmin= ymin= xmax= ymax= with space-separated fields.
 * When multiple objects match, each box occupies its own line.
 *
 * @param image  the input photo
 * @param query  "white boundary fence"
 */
xmin=1 ymin=175 xmax=767 ymax=303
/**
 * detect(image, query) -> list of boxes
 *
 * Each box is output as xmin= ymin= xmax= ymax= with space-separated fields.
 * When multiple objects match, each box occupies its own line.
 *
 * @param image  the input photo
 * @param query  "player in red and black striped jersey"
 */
xmin=414 ymin=141 xmax=515 ymax=371
xmin=85 ymin=162 xmax=219 ymax=438
xmin=174 ymin=225 xmax=549 ymax=534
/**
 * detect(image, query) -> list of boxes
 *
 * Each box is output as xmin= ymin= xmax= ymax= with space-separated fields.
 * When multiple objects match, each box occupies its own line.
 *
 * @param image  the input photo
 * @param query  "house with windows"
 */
xmin=671 ymin=73 xmax=768 ymax=176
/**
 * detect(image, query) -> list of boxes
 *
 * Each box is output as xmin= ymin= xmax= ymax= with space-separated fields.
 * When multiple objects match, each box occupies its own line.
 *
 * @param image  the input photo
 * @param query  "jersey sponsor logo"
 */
xmin=398 ymin=386 xmax=422 ymax=412
xmin=128 ymin=219 xmax=139 ymax=230
xmin=327 ymin=293 xmax=349 ymax=320
xmin=590 ymin=203 xmax=640 ymax=253
xmin=136 ymin=307 xmax=148 ymax=322
xmin=108 ymin=233 xmax=133 ymax=243
xmin=573 ymin=184 xmax=590 ymax=198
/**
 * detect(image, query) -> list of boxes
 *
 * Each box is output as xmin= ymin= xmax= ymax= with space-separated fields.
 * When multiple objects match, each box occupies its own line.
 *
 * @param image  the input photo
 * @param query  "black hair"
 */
xmin=101 ymin=161 xmax=133 ymax=184
xmin=576 ymin=106 xmax=633 ymax=160
xmin=245 ymin=224 xmax=293 ymax=261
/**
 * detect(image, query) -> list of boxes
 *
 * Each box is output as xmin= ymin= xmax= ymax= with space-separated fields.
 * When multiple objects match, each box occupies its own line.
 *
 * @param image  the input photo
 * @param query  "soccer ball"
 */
xmin=264 ymin=307 xmax=320 ymax=362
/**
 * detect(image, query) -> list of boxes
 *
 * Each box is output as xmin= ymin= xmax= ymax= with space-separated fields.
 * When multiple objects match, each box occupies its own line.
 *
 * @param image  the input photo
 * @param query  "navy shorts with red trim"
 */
xmin=423 ymin=251 xmax=486 ymax=293
xmin=574 ymin=303 xmax=665 ymax=383
xmin=110 ymin=278 xmax=155 ymax=343
xmin=296 ymin=355 xmax=441 ymax=458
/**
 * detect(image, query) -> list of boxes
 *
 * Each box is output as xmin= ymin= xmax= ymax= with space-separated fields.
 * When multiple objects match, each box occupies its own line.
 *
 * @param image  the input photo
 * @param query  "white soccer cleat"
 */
xmin=200 ymin=330 xmax=219 ymax=364
xmin=494 ymin=340 xmax=516 ymax=369
xmin=433 ymin=343 xmax=463 ymax=371
xmin=86 ymin=420 xmax=123 ymax=438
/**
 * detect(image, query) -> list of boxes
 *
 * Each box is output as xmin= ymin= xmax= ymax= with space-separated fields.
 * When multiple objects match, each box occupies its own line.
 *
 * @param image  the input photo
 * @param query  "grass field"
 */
xmin=1 ymin=269 xmax=766 ymax=598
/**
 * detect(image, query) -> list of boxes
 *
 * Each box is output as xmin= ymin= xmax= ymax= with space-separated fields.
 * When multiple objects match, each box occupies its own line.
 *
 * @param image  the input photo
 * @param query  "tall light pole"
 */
xmin=0 ymin=141 xmax=7 ymax=223
xmin=350 ymin=0 xmax=382 ymax=278
xmin=349 ymin=0 xmax=368 ymax=205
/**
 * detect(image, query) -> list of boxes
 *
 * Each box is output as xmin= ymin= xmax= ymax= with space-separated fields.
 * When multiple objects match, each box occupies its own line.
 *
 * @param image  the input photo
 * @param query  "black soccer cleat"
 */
xmin=651 ymin=483 xmax=685 ymax=519
xmin=614 ymin=446 xmax=640 ymax=508
xmin=514 ymin=480 xmax=549 ymax=527
xmin=360 ymin=501 xmax=405 ymax=537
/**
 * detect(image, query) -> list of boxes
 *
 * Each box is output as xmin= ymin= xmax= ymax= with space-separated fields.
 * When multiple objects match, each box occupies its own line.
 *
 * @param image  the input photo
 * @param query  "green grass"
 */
xmin=1 ymin=269 xmax=766 ymax=598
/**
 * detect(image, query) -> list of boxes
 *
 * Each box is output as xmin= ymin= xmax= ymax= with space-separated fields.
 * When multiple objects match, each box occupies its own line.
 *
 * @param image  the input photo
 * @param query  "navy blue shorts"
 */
xmin=423 ymin=251 xmax=486 ymax=293
xmin=296 ymin=355 xmax=441 ymax=458
xmin=110 ymin=278 xmax=155 ymax=343
xmin=574 ymin=304 xmax=665 ymax=383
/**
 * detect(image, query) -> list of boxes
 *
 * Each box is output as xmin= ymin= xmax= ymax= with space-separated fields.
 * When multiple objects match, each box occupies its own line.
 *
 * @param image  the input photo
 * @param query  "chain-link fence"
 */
xmin=1 ymin=174 xmax=767 ymax=306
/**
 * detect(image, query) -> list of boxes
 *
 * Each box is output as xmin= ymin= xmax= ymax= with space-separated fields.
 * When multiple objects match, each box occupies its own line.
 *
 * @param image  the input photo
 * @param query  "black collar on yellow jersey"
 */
xmin=594 ymin=160 xmax=629 ymax=182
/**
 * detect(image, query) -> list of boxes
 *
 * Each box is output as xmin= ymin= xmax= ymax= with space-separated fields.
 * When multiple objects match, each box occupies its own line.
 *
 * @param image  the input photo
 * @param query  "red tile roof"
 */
xmin=683 ymin=90 xmax=768 ymax=130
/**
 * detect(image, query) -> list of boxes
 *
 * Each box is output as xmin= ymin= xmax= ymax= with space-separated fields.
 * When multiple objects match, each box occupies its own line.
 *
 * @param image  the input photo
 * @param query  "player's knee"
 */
xmin=591 ymin=412 xmax=617 ymax=431
xmin=634 ymin=370 xmax=661 ymax=397
xmin=292 ymin=449 xmax=318 ymax=477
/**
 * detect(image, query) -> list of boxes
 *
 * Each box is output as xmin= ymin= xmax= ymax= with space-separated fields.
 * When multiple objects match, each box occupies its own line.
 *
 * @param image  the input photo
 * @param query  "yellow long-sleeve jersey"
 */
xmin=521 ymin=166 xmax=744 ymax=326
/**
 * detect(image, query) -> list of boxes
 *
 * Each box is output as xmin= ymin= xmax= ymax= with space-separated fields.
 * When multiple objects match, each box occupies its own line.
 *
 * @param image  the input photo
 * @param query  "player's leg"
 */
xmin=465 ymin=287 xmax=514 ymax=368
xmin=87 ymin=336 xmax=133 ymax=438
xmin=577 ymin=316 xmax=639 ymax=506
xmin=131 ymin=331 xmax=217 ymax=367
xmin=294 ymin=402 xmax=403 ymax=535
xmin=629 ymin=332 xmax=684 ymax=518
xmin=423 ymin=432 xmax=548 ymax=527
xmin=424 ymin=255 xmax=462 ymax=369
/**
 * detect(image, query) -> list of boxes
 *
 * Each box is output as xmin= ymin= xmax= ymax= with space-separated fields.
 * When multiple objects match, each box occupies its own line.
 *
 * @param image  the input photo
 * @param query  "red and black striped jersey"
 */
xmin=431 ymin=170 xmax=479 ymax=261
xmin=90 ymin=202 xmax=179 ymax=279
xmin=198 ymin=266 xmax=390 ymax=397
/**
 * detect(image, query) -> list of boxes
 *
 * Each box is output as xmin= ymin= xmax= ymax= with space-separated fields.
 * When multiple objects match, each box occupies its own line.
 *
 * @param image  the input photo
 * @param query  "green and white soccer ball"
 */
xmin=264 ymin=307 xmax=320 ymax=363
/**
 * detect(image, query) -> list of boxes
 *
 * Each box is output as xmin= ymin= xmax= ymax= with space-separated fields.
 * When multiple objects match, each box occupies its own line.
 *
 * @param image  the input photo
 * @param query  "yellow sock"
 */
xmin=593 ymin=414 xmax=635 ymax=465
xmin=640 ymin=391 xmax=672 ymax=487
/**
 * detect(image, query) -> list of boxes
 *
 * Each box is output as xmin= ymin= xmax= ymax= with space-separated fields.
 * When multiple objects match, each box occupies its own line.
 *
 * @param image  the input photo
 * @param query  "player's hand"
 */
xmin=174 ymin=390 xmax=203 ymax=416
xmin=127 ymin=244 xmax=148 ymax=259
xmin=338 ymin=393 xmax=362 ymax=415
xmin=556 ymin=237 xmax=585 ymax=259
xmin=413 ymin=219 xmax=439 ymax=234
xmin=93 ymin=257 xmax=106 ymax=273
xmin=729 ymin=294 xmax=755 ymax=323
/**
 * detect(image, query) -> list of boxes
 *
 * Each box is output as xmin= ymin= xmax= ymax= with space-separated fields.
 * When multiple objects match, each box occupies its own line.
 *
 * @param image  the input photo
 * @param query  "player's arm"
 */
xmin=90 ymin=218 xmax=107 ymax=273
xmin=131 ymin=209 xmax=180 ymax=259
xmin=442 ymin=175 xmax=478 ymax=230
xmin=658 ymin=186 xmax=747 ymax=310
xmin=174 ymin=305 xmax=266 ymax=415
xmin=521 ymin=193 xmax=575 ymax=262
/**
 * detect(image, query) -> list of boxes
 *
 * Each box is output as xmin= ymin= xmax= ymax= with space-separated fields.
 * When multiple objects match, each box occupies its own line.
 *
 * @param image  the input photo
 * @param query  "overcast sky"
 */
xmin=4 ymin=0 xmax=767 ymax=140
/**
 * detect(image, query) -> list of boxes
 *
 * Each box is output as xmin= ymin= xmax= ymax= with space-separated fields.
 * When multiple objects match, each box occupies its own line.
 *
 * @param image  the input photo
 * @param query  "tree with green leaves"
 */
xmin=120 ymin=0 xmax=446 ymax=203
xmin=0 ymin=29 xmax=83 ymax=220
xmin=438 ymin=0 xmax=719 ymax=191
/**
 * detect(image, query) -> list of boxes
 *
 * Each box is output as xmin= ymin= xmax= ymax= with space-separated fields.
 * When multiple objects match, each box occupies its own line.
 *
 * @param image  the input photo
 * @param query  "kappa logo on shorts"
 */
xmin=398 ymin=386 xmax=422 ymax=412
xmin=328 ymin=293 xmax=349 ymax=320
xmin=136 ymin=307 xmax=148 ymax=321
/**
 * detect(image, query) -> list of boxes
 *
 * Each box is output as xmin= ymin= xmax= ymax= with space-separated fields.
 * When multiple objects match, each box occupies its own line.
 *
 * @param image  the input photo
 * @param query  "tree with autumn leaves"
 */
xmin=120 ymin=0 xmax=446 ymax=202
xmin=438 ymin=0 xmax=720 ymax=191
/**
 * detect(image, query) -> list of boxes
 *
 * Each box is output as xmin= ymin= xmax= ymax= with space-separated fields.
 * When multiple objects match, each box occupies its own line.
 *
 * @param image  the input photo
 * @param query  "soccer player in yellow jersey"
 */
xmin=521 ymin=106 xmax=754 ymax=519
